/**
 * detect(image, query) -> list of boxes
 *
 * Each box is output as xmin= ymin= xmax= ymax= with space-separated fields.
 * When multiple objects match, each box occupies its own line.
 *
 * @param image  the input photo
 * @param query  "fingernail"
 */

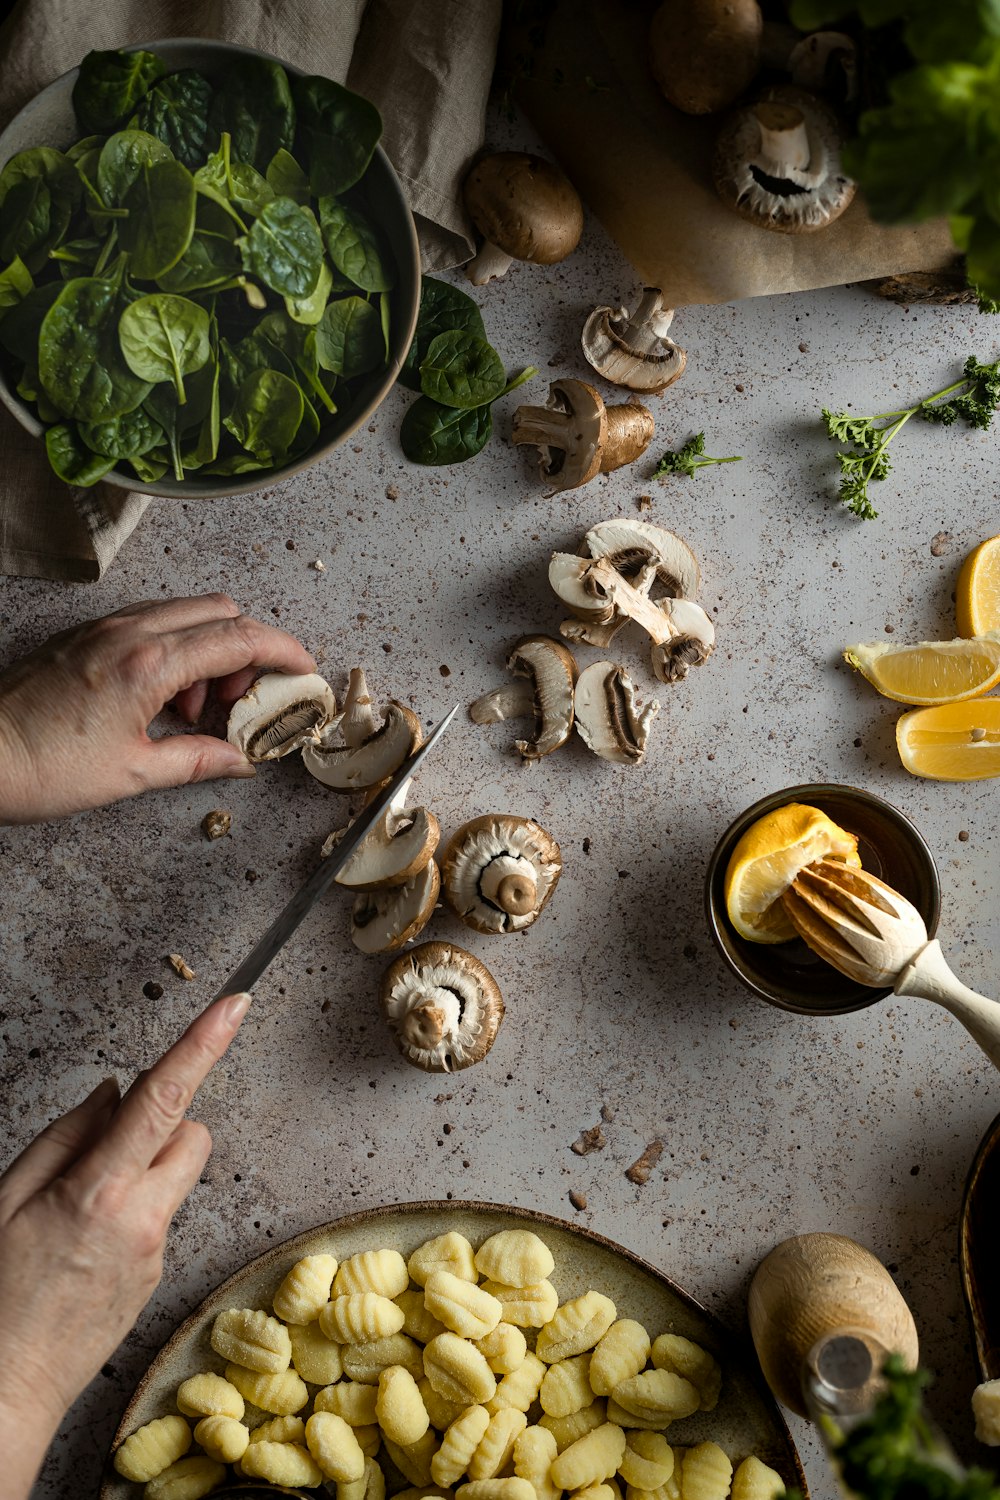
xmin=224 ymin=760 xmax=257 ymax=779
xmin=89 ymin=1076 xmax=120 ymax=1106
xmin=222 ymin=992 xmax=252 ymax=1027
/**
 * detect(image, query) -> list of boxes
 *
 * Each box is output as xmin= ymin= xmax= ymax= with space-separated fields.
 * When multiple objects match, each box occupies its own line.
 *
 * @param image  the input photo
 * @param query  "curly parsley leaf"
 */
xmin=652 ymin=432 xmax=742 ymax=479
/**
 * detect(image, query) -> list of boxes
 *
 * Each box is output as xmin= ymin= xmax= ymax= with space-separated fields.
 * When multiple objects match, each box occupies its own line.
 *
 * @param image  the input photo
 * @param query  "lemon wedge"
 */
xmin=724 ymin=802 xmax=861 ymax=944
xmin=896 ymin=700 xmax=1000 ymax=780
xmin=844 ymin=632 xmax=1000 ymax=705
xmin=957 ymin=534 xmax=1000 ymax=637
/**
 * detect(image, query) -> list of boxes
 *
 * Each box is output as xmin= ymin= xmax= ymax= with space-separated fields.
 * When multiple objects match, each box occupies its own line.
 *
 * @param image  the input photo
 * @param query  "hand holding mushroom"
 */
xmin=0 ymin=596 xmax=316 ymax=825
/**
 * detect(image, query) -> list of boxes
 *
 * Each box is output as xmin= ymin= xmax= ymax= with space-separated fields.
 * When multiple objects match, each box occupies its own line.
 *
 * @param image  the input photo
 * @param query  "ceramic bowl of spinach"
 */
xmin=0 ymin=39 xmax=420 ymax=496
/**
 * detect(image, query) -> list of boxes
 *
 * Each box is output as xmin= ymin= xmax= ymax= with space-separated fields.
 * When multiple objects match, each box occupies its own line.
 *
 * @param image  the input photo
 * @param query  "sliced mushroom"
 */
xmin=441 ymin=814 xmax=561 ymax=935
xmin=380 ymin=941 xmax=505 ymax=1071
xmin=463 ymin=152 xmax=584 ymax=285
xmin=651 ymin=597 xmax=717 ymax=681
xmin=582 ymin=290 xmax=686 ymax=394
xmin=227 ymin=672 xmax=338 ymax=762
xmin=574 ymin=662 xmax=660 ymax=765
xmin=469 ymin=635 xmax=576 ymax=759
xmin=649 ymin=0 xmax=764 ymax=115
xmin=303 ymin=697 xmax=422 ymax=790
xmin=351 ymin=859 xmax=441 ymax=954
xmin=713 ymin=86 xmax=855 ymax=234
xmin=340 ymin=666 xmax=377 ymax=747
xmin=325 ymin=787 xmax=440 ymax=891
xmin=560 ymin=523 xmax=701 ymax=649
xmin=512 ymin=378 xmax=654 ymax=496
xmin=789 ymin=32 xmax=857 ymax=105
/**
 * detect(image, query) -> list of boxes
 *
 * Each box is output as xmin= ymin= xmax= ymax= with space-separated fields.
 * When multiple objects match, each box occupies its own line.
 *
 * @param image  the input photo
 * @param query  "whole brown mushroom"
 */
xmin=650 ymin=0 xmax=764 ymax=116
xmin=463 ymin=152 xmax=584 ymax=285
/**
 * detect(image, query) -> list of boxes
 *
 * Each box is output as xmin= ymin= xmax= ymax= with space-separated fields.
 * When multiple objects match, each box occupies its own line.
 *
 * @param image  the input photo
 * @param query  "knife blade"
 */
xmin=214 ymin=704 xmax=459 ymax=999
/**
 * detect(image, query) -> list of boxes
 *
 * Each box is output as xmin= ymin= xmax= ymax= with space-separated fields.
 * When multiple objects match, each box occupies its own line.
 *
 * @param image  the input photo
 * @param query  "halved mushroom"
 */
xmin=574 ymin=662 xmax=660 ymax=765
xmin=441 ymin=814 xmax=561 ymax=935
xmin=351 ymin=859 xmax=441 ymax=954
xmin=469 ymin=635 xmax=577 ymax=759
xmin=325 ymin=787 xmax=440 ymax=891
xmin=652 ymin=597 xmax=717 ymax=681
xmin=713 ymin=86 xmax=855 ymax=234
xmin=463 ymin=152 xmax=584 ymax=285
xmin=558 ymin=519 xmax=702 ymax=651
xmin=380 ymin=941 xmax=505 ymax=1072
xmin=227 ymin=672 xmax=338 ymax=762
xmin=512 ymin=378 xmax=654 ymax=496
xmin=582 ymin=289 xmax=686 ymax=394
xmin=304 ymin=682 xmax=422 ymax=790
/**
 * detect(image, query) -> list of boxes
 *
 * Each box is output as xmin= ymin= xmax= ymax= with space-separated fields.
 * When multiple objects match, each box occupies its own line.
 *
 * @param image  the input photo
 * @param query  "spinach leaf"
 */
xmin=290 ymin=388 xmax=321 ymax=457
xmin=120 ymin=159 xmax=196 ymax=278
xmin=157 ymin=199 xmax=241 ymax=292
xmin=0 ymin=149 xmax=81 ymax=271
xmin=210 ymin=57 xmax=295 ymax=174
xmin=239 ymin=196 xmax=322 ymax=298
xmin=315 ymin=294 xmax=383 ymax=377
xmin=266 ymin=148 xmax=310 ymax=204
xmin=285 ymin=256 xmax=333 ymax=325
xmin=51 ymin=237 xmax=104 ymax=274
xmin=204 ymin=452 xmax=270 ymax=475
xmin=96 ymin=129 xmax=172 ymax=208
xmin=318 ymin=197 xmax=394 ymax=292
xmin=72 ymin=49 xmax=166 ymax=135
xmin=399 ymin=275 xmax=486 ymax=391
xmin=188 ymin=355 xmax=221 ymax=465
xmin=130 ymin=451 xmax=169 ymax=482
xmin=129 ymin=70 xmax=213 ymax=170
xmin=379 ymin=291 xmax=392 ymax=363
xmin=38 ymin=276 xmax=151 ymax=421
xmin=292 ymin=75 xmax=382 ymax=197
xmin=44 ymin=423 xmax=117 ymax=485
xmin=0 ymin=256 xmax=32 ymax=318
xmin=66 ymin=135 xmax=107 ymax=164
xmin=0 ymin=281 xmax=63 ymax=364
xmin=195 ymin=134 xmax=272 ymax=221
xmin=224 ymin=367 xmax=304 ymax=461
xmin=118 ymin=293 xmax=211 ymax=403
xmin=400 ymin=397 xmax=493 ymax=465
xmin=419 ymin=329 xmax=505 ymax=409
xmin=79 ymin=407 xmax=164 ymax=459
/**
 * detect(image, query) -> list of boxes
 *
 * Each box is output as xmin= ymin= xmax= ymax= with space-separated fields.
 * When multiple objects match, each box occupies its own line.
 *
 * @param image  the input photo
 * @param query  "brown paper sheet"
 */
xmin=507 ymin=0 xmax=956 ymax=306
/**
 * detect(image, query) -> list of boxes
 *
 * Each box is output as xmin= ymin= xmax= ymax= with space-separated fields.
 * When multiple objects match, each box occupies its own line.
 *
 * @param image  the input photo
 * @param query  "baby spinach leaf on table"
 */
xmin=224 ymin=368 xmax=304 ymax=462
xmin=400 ymin=397 xmax=493 ymax=465
xmin=129 ymin=70 xmax=213 ymax=170
xmin=96 ymin=129 xmax=173 ymax=207
xmin=72 ymin=48 xmax=165 ymax=135
xmin=0 ymin=256 xmax=33 ymax=317
xmin=293 ymin=75 xmax=382 ymax=196
xmin=120 ymin=159 xmax=196 ymax=279
xmin=0 ymin=281 xmax=63 ymax=364
xmin=118 ymin=293 xmax=211 ymax=404
xmin=399 ymin=275 xmax=485 ymax=391
xmin=318 ymin=197 xmax=394 ymax=292
xmin=44 ymin=423 xmax=117 ymax=485
xmin=315 ymin=294 xmax=383 ymax=377
xmin=267 ymin=148 xmax=310 ymax=204
xmin=79 ymin=406 xmax=164 ymax=459
xmin=238 ymin=196 xmax=323 ymax=298
xmin=285 ymin=256 xmax=333 ymax=325
xmin=419 ymin=329 xmax=506 ymax=409
xmin=38 ymin=275 xmax=152 ymax=421
xmin=210 ymin=57 xmax=295 ymax=174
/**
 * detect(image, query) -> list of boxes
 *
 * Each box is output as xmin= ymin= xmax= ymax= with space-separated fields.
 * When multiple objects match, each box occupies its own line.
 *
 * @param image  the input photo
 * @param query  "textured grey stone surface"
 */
xmin=2 ymin=183 xmax=999 ymax=1500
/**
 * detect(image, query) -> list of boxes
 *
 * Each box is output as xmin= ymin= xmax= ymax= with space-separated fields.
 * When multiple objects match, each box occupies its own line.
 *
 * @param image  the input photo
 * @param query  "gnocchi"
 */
xmin=273 ymin=1253 xmax=338 ymax=1324
xmin=248 ymin=1415 xmax=305 ymax=1444
xmin=210 ymin=1306 xmax=291 ymax=1373
xmin=409 ymin=1232 xmax=478 ymax=1287
xmin=289 ymin=1319 xmax=344 ymax=1384
xmin=113 ymin=1415 xmax=192 ymax=1482
xmin=424 ymin=1269 xmax=504 ymax=1340
xmin=306 ymin=1409 xmax=367 ymax=1481
xmin=651 ymin=1337 xmax=721 ymax=1413
xmin=224 ymin=1361 xmax=308 ymax=1415
xmin=336 ymin=1249 xmax=410 ymax=1300
xmin=537 ymin=1291 xmax=617 ymax=1364
xmin=424 ymin=1330 xmax=498 ymax=1405
xmin=475 ymin=1320 xmax=527 ymax=1375
xmin=612 ymin=1370 xmax=700 ymax=1425
xmin=468 ymin=1407 xmax=527 ymax=1480
xmin=550 ymin=1421 xmax=626 ymax=1490
xmin=377 ymin=1365 xmax=430 ymax=1446
xmin=315 ymin=1379 xmax=380 ymax=1425
xmin=620 ymin=1430 xmax=675 ymax=1491
xmin=240 ymin=1439 xmax=324 ymax=1487
xmin=485 ymin=1350 xmax=546 ymax=1415
xmin=174 ymin=1372 xmax=244 ymax=1421
xmin=540 ymin=1353 xmax=594 ymax=1417
xmin=474 ymin=1229 xmax=555 ymax=1288
xmin=457 ymin=1480 xmax=537 ymax=1500
xmin=343 ymin=1331 xmax=424 ymax=1383
xmin=384 ymin=1427 xmax=440 ymax=1486
xmin=320 ymin=1291 xmax=407 ymax=1345
xmin=480 ymin=1278 xmax=559 ymax=1328
xmin=191 ymin=1414 xmax=248 ymax=1464
xmin=513 ymin=1423 xmax=560 ymax=1500
xmin=590 ymin=1321 xmax=651 ymax=1397
xmin=680 ymin=1441 xmax=732 ymax=1500
xmin=431 ymin=1403 xmax=491 ymax=1487
xmin=398 ymin=1287 xmax=448 ymax=1345
xmin=142 ymin=1455 xmax=226 ymax=1500
xmin=730 ymin=1454 xmax=785 ymax=1500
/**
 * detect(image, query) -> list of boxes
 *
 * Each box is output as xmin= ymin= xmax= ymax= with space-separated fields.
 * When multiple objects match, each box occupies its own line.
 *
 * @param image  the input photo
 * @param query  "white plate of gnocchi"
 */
xmin=100 ymin=1201 xmax=807 ymax=1500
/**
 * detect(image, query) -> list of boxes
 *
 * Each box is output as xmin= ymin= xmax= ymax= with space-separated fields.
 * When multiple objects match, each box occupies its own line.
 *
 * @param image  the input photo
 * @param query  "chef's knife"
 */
xmin=214 ymin=705 xmax=458 ymax=999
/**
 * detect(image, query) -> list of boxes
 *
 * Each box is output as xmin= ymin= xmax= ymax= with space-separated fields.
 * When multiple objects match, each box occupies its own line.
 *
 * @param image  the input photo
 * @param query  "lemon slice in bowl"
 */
xmin=957 ymin=534 xmax=1000 ymax=637
xmin=724 ymin=802 xmax=861 ymax=944
xmin=897 ymin=700 xmax=1000 ymax=780
xmin=843 ymin=633 xmax=1000 ymax=705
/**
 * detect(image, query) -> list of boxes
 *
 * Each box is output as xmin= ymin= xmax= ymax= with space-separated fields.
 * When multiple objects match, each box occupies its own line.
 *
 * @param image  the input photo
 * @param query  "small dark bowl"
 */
xmin=705 ymin=783 xmax=941 ymax=1016
xmin=959 ymin=1108 xmax=1000 ymax=1383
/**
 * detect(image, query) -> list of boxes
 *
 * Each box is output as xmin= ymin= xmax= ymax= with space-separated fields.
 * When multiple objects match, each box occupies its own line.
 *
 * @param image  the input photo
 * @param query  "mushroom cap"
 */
xmin=463 ymin=152 xmax=583 ymax=265
xmin=351 ymin=860 xmax=441 ymax=954
xmin=332 ymin=801 xmax=440 ymax=891
xmin=713 ymin=85 xmax=855 ymax=233
xmin=549 ymin=552 xmax=616 ymax=622
xmin=380 ymin=941 xmax=505 ymax=1072
xmin=441 ymin=814 xmax=562 ymax=934
xmin=583 ymin=519 xmax=701 ymax=599
xmin=650 ymin=597 xmax=716 ymax=682
xmin=303 ymin=700 xmax=422 ymax=790
xmin=512 ymin=378 xmax=608 ymax=496
xmin=574 ymin=662 xmax=659 ymax=765
xmin=649 ymin=0 xmax=763 ymax=116
xmin=581 ymin=291 xmax=687 ymax=395
xmin=507 ymin=635 xmax=577 ymax=759
xmin=227 ymin=672 xmax=337 ymax=762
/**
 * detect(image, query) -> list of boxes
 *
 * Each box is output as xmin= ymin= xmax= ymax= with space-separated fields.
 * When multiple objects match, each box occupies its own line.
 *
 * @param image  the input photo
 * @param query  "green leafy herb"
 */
xmin=401 ymin=366 xmax=537 ymax=465
xmin=315 ymin=295 xmax=383 ymax=377
xmin=266 ymin=148 xmax=311 ymax=204
xmin=0 ymin=256 xmax=33 ymax=318
xmin=79 ymin=407 xmax=164 ymax=460
xmin=652 ymin=432 xmax=743 ymax=479
xmin=129 ymin=70 xmax=213 ymax=171
xmin=0 ymin=148 xmax=81 ymax=271
xmin=821 ymin=355 xmax=1000 ymax=518
xmin=318 ymin=197 xmax=394 ymax=292
xmin=96 ymin=129 xmax=172 ymax=208
xmin=224 ymin=367 xmax=304 ymax=462
xmin=119 ymin=159 xmax=196 ymax=279
xmin=399 ymin=275 xmax=486 ymax=392
xmin=239 ymin=196 xmax=323 ymax=298
xmin=209 ymin=56 xmax=295 ymax=174
xmin=72 ymin=49 xmax=166 ymax=135
xmin=44 ymin=422 xmax=117 ymax=485
xmin=38 ymin=274 xmax=152 ymax=421
xmin=419 ymin=329 xmax=507 ymax=409
xmin=292 ymin=75 xmax=382 ymax=197
xmin=118 ymin=293 xmax=211 ymax=403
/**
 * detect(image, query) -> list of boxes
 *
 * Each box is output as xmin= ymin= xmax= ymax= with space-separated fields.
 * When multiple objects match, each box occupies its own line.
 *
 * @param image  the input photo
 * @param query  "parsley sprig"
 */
xmin=823 ymin=356 xmax=1000 ymax=520
xmin=652 ymin=432 xmax=742 ymax=479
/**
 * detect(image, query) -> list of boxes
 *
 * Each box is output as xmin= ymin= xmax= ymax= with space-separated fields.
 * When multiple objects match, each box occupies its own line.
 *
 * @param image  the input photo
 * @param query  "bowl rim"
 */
xmin=704 ymin=781 xmax=942 ymax=1017
xmin=0 ymin=36 xmax=421 ymax=500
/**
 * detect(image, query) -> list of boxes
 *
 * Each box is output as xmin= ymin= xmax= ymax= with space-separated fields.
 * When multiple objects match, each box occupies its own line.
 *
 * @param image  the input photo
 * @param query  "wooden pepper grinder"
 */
xmin=748 ymin=1233 xmax=920 ymax=1419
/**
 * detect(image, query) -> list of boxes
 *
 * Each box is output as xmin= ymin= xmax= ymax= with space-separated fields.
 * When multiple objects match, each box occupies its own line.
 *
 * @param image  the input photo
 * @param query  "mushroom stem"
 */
xmin=614 ymin=288 xmax=675 ymax=352
xmin=469 ymin=681 xmax=537 ymax=725
xmin=753 ymin=101 xmax=811 ymax=175
xmin=400 ymin=989 xmax=462 ymax=1051
xmin=466 ymin=240 xmax=515 ymax=286
xmin=495 ymin=873 xmax=537 ymax=917
xmin=603 ymin=404 xmax=657 ymax=472
xmin=578 ymin=557 xmax=678 ymax=646
xmin=341 ymin=667 xmax=377 ymax=749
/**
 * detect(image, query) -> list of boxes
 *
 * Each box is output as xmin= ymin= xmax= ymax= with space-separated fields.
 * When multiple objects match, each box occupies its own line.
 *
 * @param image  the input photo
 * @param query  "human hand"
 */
xmin=0 ymin=594 xmax=316 ymax=822
xmin=0 ymin=991 xmax=251 ymax=1500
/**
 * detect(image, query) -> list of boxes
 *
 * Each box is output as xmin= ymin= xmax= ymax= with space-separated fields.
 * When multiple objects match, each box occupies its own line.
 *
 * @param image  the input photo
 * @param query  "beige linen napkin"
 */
xmin=0 ymin=0 xmax=501 ymax=581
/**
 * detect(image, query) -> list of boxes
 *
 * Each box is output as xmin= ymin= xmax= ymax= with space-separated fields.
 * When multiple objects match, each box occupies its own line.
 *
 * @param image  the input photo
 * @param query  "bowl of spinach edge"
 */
xmin=0 ymin=37 xmax=421 ymax=497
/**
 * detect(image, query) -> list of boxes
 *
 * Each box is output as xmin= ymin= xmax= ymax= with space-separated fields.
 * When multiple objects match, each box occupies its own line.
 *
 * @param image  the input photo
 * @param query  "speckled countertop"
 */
xmin=2 ymin=119 xmax=999 ymax=1500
